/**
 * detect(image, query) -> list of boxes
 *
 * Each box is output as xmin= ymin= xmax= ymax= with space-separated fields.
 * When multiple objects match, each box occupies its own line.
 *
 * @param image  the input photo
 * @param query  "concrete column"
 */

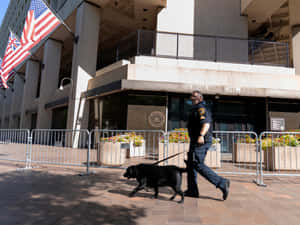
xmin=67 ymin=2 xmax=100 ymax=130
xmin=292 ymin=25 xmax=300 ymax=75
xmin=0 ymin=90 xmax=5 ymax=128
xmin=3 ymin=88 xmax=13 ymax=128
xmin=9 ymin=74 xmax=25 ymax=128
xmin=289 ymin=0 xmax=300 ymax=75
xmin=156 ymin=0 xmax=194 ymax=57
xmin=36 ymin=39 xmax=62 ymax=129
xmin=20 ymin=60 xmax=40 ymax=129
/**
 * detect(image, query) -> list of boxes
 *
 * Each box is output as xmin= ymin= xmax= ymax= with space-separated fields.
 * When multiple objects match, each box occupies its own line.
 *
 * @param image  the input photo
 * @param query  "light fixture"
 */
xmin=59 ymin=77 xmax=73 ymax=91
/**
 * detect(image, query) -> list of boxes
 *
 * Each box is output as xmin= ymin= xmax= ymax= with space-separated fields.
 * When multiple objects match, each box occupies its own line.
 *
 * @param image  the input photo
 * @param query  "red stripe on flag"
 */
xmin=35 ymin=20 xmax=60 ymax=42
xmin=1 ymin=48 xmax=31 ymax=77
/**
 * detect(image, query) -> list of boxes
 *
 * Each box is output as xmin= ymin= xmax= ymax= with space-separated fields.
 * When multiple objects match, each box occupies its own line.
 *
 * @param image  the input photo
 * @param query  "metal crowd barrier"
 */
xmin=30 ymin=129 xmax=90 ymax=167
xmin=0 ymin=129 xmax=30 ymax=165
xmin=0 ymin=129 xmax=300 ymax=186
xmin=164 ymin=130 xmax=260 ymax=183
xmin=259 ymin=132 xmax=300 ymax=185
xmin=89 ymin=130 xmax=165 ymax=169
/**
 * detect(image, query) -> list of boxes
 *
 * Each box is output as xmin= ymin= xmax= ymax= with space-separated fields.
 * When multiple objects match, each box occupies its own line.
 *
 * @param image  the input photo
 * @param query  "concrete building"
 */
xmin=0 ymin=0 xmax=299 ymax=133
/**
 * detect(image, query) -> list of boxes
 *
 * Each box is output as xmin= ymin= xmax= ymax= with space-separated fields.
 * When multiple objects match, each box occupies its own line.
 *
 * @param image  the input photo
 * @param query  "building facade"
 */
xmin=0 ymin=0 xmax=299 ymax=134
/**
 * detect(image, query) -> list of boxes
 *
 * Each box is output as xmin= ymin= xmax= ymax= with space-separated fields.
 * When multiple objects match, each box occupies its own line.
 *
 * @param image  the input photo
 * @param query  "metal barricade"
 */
xmin=30 ymin=129 xmax=90 ymax=167
xmin=163 ymin=130 xmax=260 ymax=183
xmin=259 ymin=132 xmax=300 ymax=185
xmin=89 ymin=130 xmax=165 ymax=168
xmin=0 ymin=129 xmax=30 ymax=164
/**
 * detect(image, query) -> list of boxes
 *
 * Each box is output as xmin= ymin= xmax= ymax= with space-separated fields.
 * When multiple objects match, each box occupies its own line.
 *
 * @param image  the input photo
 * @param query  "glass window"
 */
xmin=168 ymin=96 xmax=191 ymax=131
xmin=101 ymin=94 xmax=127 ymax=130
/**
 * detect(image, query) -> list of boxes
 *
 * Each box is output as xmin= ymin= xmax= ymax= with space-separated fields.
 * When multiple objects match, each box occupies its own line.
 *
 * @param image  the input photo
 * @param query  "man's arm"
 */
xmin=197 ymin=123 xmax=210 ymax=144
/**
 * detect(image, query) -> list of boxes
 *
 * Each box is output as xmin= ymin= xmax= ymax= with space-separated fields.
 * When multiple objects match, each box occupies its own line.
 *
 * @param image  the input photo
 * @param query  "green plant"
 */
xmin=261 ymin=134 xmax=299 ymax=150
xmin=160 ymin=128 xmax=219 ymax=144
xmin=237 ymin=135 xmax=256 ymax=144
xmin=212 ymin=137 xmax=220 ymax=144
xmin=101 ymin=132 xmax=144 ymax=146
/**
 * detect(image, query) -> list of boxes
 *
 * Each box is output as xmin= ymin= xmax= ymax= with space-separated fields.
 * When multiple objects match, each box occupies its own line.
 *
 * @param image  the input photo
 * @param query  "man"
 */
xmin=184 ymin=90 xmax=230 ymax=200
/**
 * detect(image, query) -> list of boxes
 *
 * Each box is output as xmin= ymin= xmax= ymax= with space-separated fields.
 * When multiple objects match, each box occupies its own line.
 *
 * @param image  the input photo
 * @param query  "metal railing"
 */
xmin=259 ymin=132 xmax=300 ymax=185
xmin=0 ymin=129 xmax=299 ymax=186
xmin=0 ymin=129 xmax=30 ymax=164
xmin=96 ymin=30 xmax=289 ymax=69
xmin=89 ymin=130 xmax=165 ymax=169
xmin=30 ymin=129 xmax=90 ymax=167
xmin=163 ymin=130 xmax=260 ymax=182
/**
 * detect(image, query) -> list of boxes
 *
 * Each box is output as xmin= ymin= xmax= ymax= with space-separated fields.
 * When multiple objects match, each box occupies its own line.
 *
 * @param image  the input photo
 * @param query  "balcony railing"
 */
xmin=96 ymin=30 xmax=290 ymax=70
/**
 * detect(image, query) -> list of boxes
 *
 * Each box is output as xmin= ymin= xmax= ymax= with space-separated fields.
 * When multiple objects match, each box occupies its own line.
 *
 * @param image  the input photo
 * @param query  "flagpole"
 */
xmin=41 ymin=0 xmax=79 ymax=43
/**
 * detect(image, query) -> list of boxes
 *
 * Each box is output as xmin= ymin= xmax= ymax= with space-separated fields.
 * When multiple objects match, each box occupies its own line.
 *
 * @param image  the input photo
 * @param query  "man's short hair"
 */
xmin=192 ymin=90 xmax=203 ymax=99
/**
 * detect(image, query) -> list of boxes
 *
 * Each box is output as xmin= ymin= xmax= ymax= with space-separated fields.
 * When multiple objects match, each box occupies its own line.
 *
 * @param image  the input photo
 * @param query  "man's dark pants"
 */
xmin=187 ymin=142 xmax=224 ymax=194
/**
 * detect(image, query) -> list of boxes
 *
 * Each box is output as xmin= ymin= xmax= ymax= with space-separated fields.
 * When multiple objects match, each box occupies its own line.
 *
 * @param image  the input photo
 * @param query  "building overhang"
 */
xmin=45 ymin=97 xmax=69 ymax=110
xmin=83 ymin=79 xmax=300 ymax=100
xmin=85 ymin=56 xmax=300 ymax=100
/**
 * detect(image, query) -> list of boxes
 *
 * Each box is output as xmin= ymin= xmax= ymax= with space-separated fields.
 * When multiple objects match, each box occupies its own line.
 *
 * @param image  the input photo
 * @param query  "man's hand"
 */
xmin=197 ymin=135 xmax=204 ymax=144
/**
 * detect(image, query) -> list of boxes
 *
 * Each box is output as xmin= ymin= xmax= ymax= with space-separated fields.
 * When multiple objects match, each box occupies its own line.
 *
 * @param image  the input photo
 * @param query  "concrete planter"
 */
xmin=128 ymin=141 xmax=145 ymax=157
xmin=264 ymin=146 xmax=300 ymax=171
xmin=233 ymin=143 xmax=263 ymax=163
xmin=98 ymin=142 xmax=127 ymax=166
xmin=158 ymin=143 xmax=221 ymax=168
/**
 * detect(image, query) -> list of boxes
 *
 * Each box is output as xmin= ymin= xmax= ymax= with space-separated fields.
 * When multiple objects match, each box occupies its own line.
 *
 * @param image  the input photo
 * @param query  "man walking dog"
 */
xmin=184 ymin=90 xmax=230 ymax=200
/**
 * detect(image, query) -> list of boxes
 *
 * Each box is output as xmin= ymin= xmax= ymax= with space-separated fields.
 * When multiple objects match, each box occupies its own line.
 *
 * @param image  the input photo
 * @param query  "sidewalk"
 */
xmin=0 ymin=161 xmax=299 ymax=225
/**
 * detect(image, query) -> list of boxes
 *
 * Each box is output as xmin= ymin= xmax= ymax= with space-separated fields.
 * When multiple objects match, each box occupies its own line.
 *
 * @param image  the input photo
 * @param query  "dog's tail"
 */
xmin=176 ymin=160 xmax=189 ymax=173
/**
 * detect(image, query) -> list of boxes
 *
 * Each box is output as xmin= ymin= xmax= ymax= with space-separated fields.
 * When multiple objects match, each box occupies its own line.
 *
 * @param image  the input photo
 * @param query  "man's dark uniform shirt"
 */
xmin=187 ymin=101 xmax=212 ymax=144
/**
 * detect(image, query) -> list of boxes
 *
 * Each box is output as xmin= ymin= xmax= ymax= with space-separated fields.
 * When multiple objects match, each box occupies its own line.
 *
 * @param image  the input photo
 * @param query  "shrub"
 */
xmin=261 ymin=134 xmax=299 ymax=150
xmin=101 ymin=132 xmax=144 ymax=146
xmin=161 ymin=128 xmax=219 ymax=144
xmin=236 ymin=135 xmax=256 ymax=144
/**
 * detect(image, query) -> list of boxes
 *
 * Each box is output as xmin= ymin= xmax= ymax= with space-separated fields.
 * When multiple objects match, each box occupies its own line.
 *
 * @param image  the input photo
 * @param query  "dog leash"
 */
xmin=152 ymin=151 xmax=187 ymax=165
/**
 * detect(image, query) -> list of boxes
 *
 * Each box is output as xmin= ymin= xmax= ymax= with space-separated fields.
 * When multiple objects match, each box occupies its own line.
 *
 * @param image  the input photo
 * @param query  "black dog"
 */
xmin=123 ymin=163 xmax=186 ymax=203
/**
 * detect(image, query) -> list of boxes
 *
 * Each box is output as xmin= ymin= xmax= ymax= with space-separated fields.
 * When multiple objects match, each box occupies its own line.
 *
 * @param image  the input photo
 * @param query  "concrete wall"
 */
xmin=20 ymin=60 xmax=40 ymax=129
xmin=156 ymin=0 xmax=194 ymax=57
xmin=157 ymin=0 xmax=194 ymax=34
xmin=128 ymin=57 xmax=299 ymax=94
xmin=2 ymin=89 xmax=13 ymax=128
xmin=156 ymin=0 xmax=248 ymax=62
xmin=88 ymin=56 xmax=299 ymax=99
xmin=127 ymin=105 xmax=166 ymax=130
xmin=0 ymin=91 xmax=5 ymax=128
xmin=9 ymin=75 xmax=25 ymax=128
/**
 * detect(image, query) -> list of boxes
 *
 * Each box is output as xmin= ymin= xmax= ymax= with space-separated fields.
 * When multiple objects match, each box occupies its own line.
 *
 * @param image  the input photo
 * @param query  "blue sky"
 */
xmin=0 ymin=0 xmax=10 ymax=25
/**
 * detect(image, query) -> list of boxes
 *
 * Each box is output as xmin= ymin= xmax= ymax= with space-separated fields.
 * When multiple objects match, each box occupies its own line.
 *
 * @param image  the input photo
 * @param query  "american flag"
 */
xmin=0 ymin=32 xmax=24 ymax=89
xmin=21 ymin=0 xmax=61 ymax=48
xmin=0 ymin=0 xmax=61 ymax=89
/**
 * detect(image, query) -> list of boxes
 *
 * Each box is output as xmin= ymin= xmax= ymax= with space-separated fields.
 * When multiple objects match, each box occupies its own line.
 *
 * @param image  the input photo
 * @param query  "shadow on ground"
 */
xmin=0 ymin=168 xmax=146 ymax=225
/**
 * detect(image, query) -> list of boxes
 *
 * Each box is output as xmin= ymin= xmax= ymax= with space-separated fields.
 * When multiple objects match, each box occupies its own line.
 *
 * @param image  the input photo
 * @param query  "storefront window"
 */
xmin=102 ymin=94 xmax=125 ymax=130
xmin=168 ymin=96 xmax=192 ymax=131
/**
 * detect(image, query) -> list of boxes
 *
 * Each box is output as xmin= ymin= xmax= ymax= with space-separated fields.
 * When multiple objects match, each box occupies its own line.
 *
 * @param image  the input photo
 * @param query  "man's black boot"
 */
xmin=218 ymin=179 xmax=230 ymax=200
xmin=184 ymin=190 xmax=199 ymax=198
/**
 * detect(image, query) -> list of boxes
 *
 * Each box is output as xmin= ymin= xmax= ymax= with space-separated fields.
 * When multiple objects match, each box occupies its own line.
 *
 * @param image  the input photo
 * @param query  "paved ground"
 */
xmin=0 ymin=161 xmax=300 ymax=225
